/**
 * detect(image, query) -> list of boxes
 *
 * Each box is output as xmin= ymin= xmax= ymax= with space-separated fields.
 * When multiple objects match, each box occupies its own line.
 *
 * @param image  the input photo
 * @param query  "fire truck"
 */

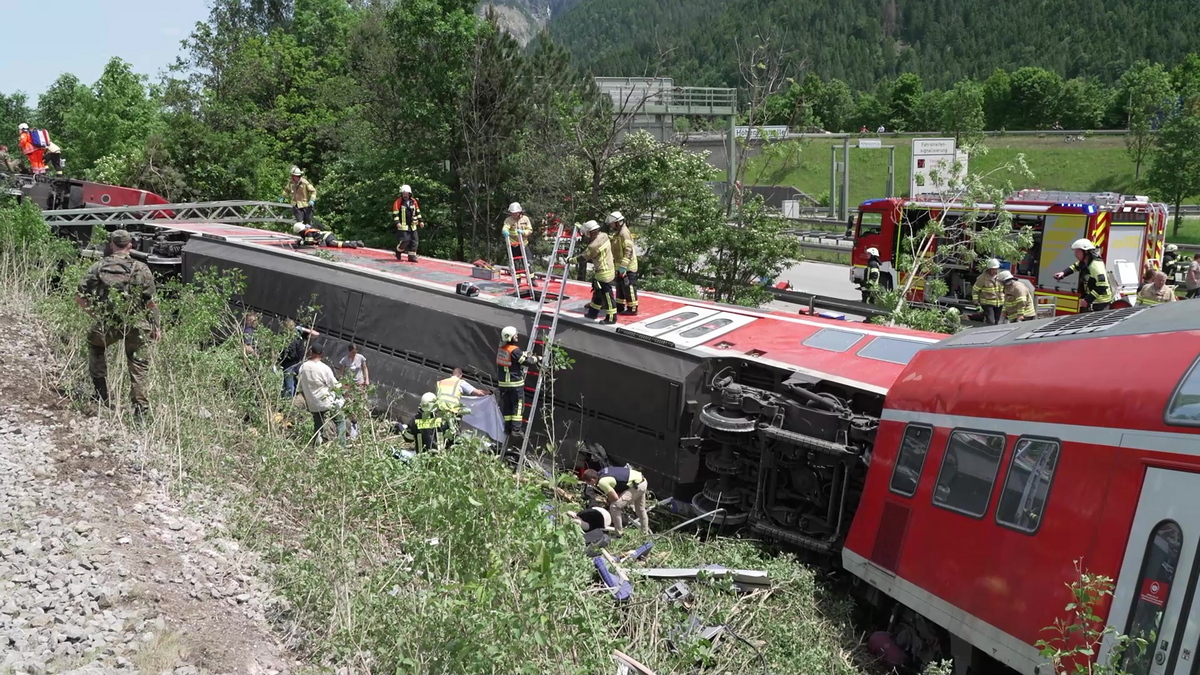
xmin=850 ymin=190 xmax=1169 ymax=315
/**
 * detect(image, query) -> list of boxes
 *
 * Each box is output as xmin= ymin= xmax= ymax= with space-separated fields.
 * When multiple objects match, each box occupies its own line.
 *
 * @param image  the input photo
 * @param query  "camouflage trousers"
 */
xmin=87 ymin=324 xmax=150 ymax=406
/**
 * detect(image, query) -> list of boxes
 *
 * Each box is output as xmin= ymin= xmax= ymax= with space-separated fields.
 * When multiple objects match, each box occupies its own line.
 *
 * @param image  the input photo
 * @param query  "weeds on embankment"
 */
xmin=0 ymin=198 xmax=868 ymax=674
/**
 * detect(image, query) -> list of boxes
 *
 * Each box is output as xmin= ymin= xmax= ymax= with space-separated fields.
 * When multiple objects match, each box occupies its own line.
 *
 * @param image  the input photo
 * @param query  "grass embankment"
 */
xmin=2 ymin=199 xmax=869 ymax=674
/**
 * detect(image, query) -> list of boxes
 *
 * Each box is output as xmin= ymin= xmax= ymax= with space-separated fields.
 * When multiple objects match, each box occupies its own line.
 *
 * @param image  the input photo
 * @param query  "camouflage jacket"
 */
xmin=78 ymin=253 xmax=160 ymax=329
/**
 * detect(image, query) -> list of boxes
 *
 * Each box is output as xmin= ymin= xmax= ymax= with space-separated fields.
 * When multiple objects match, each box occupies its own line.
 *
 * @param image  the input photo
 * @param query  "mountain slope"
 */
xmin=480 ymin=0 xmax=583 ymax=45
xmin=547 ymin=0 xmax=1200 ymax=88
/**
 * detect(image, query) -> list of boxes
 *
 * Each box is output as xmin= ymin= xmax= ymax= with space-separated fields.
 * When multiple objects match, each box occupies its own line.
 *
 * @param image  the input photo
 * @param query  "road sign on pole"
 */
xmin=910 ymin=138 xmax=967 ymax=197
xmin=858 ymin=138 xmax=882 ymax=149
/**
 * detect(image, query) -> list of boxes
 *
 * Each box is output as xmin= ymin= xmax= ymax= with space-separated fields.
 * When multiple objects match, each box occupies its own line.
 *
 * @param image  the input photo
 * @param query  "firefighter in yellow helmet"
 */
xmin=606 ymin=211 xmax=639 ymax=315
xmin=578 ymin=220 xmax=617 ymax=324
xmin=973 ymin=258 xmax=1005 ymax=325
xmin=495 ymin=326 xmax=529 ymax=438
xmin=1054 ymin=239 xmax=1114 ymax=312
xmin=998 ymin=271 xmax=1036 ymax=322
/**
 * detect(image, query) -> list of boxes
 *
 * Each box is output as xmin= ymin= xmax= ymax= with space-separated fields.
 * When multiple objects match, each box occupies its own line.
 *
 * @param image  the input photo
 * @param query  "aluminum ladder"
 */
xmin=40 ymin=200 xmax=297 ymax=227
xmin=514 ymin=218 xmax=580 ymax=476
xmin=504 ymin=228 xmax=536 ymax=298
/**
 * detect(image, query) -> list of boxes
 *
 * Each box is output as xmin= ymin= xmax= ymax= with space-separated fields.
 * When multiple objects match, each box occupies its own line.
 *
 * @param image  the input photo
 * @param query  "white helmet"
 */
xmin=400 ymin=184 xmax=412 ymax=194
xmin=1071 ymin=238 xmax=1097 ymax=251
xmin=508 ymin=202 xmax=523 ymax=214
xmin=996 ymin=270 xmax=1015 ymax=283
xmin=292 ymin=222 xmax=307 ymax=234
xmin=580 ymin=220 xmax=600 ymax=233
xmin=1168 ymin=244 xmax=1179 ymax=252
xmin=17 ymin=123 xmax=28 ymax=131
xmin=986 ymin=258 xmax=1001 ymax=270
xmin=605 ymin=211 xmax=624 ymax=225
xmin=291 ymin=166 xmax=303 ymax=176
xmin=501 ymin=326 xmax=519 ymax=342
xmin=865 ymin=247 xmax=880 ymax=257
xmin=420 ymin=392 xmax=437 ymax=409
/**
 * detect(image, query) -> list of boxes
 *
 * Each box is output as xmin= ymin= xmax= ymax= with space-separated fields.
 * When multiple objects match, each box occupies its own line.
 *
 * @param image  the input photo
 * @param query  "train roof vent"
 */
xmin=1015 ymin=307 xmax=1146 ymax=341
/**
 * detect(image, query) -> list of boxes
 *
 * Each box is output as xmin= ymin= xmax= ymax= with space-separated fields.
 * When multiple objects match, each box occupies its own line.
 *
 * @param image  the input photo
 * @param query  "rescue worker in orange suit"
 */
xmin=972 ymin=258 xmax=1005 ymax=325
xmin=502 ymin=202 xmax=534 ymax=286
xmin=1053 ymin=238 xmax=1114 ymax=312
xmin=495 ymin=325 xmax=529 ymax=438
xmin=17 ymin=124 xmax=46 ymax=175
xmin=998 ymin=270 xmax=1036 ymax=322
xmin=1138 ymin=271 xmax=1178 ymax=306
xmin=577 ymin=220 xmax=618 ymax=324
xmin=292 ymin=223 xmax=363 ymax=248
xmin=393 ymin=184 xmax=423 ymax=262
xmin=283 ymin=166 xmax=317 ymax=225
xmin=606 ymin=211 xmax=639 ymax=315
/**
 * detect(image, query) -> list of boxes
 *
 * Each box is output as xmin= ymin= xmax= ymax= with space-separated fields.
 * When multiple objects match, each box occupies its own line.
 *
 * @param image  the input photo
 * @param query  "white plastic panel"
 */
xmin=621 ymin=307 xmax=722 ymax=338
xmin=659 ymin=311 xmax=758 ymax=349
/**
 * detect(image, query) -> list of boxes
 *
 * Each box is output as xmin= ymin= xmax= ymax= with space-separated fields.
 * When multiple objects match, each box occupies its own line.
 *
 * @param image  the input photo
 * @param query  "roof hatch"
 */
xmin=617 ymin=306 xmax=757 ymax=349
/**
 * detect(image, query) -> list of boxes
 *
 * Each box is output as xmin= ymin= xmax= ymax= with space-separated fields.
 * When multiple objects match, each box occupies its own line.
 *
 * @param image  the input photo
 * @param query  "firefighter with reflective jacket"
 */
xmin=607 ymin=211 xmax=639 ymax=315
xmin=1164 ymin=244 xmax=1182 ymax=281
xmin=577 ymin=220 xmax=618 ymax=324
xmin=973 ymin=259 xmax=1005 ymax=325
xmin=1053 ymin=238 xmax=1114 ymax=312
xmin=403 ymin=392 xmax=451 ymax=452
xmin=435 ymin=366 xmax=489 ymax=418
xmin=284 ymin=166 xmax=317 ymax=225
xmin=503 ymin=202 xmax=534 ymax=286
xmin=292 ymin=223 xmax=363 ymax=248
xmin=858 ymin=247 xmax=883 ymax=304
xmin=393 ymin=184 xmax=423 ymax=262
xmin=998 ymin=270 xmax=1036 ymax=322
xmin=496 ymin=326 xmax=529 ymax=437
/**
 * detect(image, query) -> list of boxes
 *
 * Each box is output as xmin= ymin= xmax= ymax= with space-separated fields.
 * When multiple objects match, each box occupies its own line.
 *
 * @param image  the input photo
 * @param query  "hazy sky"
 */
xmin=3 ymin=0 xmax=211 ymax=103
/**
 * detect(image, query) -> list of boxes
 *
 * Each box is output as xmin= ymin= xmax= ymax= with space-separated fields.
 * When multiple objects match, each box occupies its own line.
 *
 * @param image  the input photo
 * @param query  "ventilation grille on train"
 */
xmin=1015 ymin=306 xmax=1145 ymax=340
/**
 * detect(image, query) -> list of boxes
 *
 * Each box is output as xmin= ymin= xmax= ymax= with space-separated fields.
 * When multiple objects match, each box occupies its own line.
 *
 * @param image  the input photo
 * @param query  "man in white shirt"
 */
xmin=298 ymin=343 xmax=343 ymax=444
xmin=1187 ymin=253 xmax=1200 ymax=299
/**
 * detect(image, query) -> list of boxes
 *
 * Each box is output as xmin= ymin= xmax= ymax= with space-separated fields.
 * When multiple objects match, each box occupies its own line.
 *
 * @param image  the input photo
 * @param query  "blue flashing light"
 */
xmin=1057 ymin=203 xmax=1098 ymax=214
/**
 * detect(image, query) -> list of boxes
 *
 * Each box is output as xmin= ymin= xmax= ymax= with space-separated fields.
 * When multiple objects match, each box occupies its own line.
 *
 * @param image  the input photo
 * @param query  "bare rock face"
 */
xmin=477 ymin=0 xmax=583 ymax=45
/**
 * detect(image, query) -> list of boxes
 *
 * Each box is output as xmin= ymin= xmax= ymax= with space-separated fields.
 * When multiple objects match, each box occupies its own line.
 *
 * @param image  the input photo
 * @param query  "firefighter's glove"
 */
xmin=618 ymin=267 xmax=627 ymax=276
xmin=501 ymin=227 xmax=510 ymax=237
xmin=308 ymin=199 xmax=315 ymax=206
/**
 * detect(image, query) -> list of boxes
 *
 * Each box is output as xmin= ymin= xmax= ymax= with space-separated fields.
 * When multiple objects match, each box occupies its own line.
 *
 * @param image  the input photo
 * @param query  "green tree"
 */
xmin=1058 ymin=77 xmax=1110 ymax=130
xmin=35 ymin=74 xmax=88 ymax=143
xmin=887 ymin=72 xmax=924 ymax=131
xmin=1007 ymin=67 xmax=1063 ymax=130
xmin=1119 ymin=60 xmax=1175 ymax=181
xmin=0 ymin=92 xmax=33 ymax=145
xmin=981 ymin=67 xmax=1011 ymax=129
xmin=64 ymin=58 xmax=161 ymax=176
xmin=1147 ymin=107 xmax=1200 ymax=237
xmin=940 ymin=79 xmax=985 ymax=143
xmin=813 ymin=78 xmax=855 ymax=132
xmin=1173 ymin=53 xmax=1200 ymax=111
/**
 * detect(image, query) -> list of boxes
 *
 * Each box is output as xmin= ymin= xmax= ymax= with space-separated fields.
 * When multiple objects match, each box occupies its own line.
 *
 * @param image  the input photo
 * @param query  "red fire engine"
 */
xmin=851 ymin=190 xmax=1169 ymax=315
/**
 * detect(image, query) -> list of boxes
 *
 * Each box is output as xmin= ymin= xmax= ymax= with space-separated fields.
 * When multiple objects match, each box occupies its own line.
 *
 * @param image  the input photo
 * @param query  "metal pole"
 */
xmin=841 ymin=137 xmax=851 ymax=221
xmin=887 ymin=146 xmax=896 ymax=197
xmin=727 ymin=114 xmax=738 ymax=190
xmin=829 ymin=145 xmax=838 ymax=218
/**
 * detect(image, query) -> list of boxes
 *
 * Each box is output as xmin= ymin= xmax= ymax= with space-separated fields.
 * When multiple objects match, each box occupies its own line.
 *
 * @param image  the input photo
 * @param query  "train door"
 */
xmin=1103 ymin=469 xmax=1200 ymax=675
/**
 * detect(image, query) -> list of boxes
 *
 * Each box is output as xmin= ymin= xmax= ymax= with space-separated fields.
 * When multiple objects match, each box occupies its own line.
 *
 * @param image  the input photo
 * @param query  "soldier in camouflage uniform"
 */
xmin=75 ymin=230 xmax=161 ymax=413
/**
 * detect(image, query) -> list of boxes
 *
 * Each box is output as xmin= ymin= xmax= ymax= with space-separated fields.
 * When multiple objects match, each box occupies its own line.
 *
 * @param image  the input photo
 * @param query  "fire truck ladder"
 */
xmin=514 ymin=221 xmax=581 ymax=477
xmin=503 ymin=228 xmax=536 ymax=298
xmin=40 ymin=200 xmax=297 ymax=227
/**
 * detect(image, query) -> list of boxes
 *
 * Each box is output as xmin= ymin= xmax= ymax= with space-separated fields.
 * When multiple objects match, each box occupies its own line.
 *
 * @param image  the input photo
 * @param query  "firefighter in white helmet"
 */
xmin=973 ymin=258 xmax=1005 ymax=325
xmin=502 ymin=202 xmax=534 ymax=287
xmin=606 ymin=211 xmax=639 ymax=315
xmin=858 ymin=247 xmax=883 ymax=304
xmin=1164 ymin=243 xmax=1181 ymax=281
xmin=283 ymin=166 xmax=317 ymax=225
xmin=577 ymin=220 xmax=618 ymax=324
xmin=495 ymin=325 xmax=530 ymax=438
xmin=1053 ymin=239 xmax=1114 ymax=312
xmin=402 ymin=392 xmax=451 ymax=453
xmin=292 ymin=222 xmax=363 ymax=249
xmin=998 ymin=270 xmax=1035 ymax=322
xmin=392 ymin=184 xmax=423 ymax=262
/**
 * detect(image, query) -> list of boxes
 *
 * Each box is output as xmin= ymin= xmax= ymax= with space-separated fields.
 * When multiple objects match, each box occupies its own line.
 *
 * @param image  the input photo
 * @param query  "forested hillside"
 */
xmin=548 ymin=0 xmax=1200 ymax=89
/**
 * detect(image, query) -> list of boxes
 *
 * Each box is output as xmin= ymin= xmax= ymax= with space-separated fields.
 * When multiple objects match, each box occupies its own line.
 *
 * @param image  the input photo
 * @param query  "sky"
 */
xmin=2 ymin=0 xmax=211 ymax=103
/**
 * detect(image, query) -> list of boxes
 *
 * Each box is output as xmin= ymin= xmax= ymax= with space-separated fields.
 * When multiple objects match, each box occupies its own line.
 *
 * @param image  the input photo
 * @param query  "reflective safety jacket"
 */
xmin=495 ymin=342 xmax=527 ymax=388
xmin=610 ymin=225 xmax=638 ymax=273
xmin=502 ymin=214 xmax=532 ymax=246
xmin=393 ymin=196 xmax=423 ymax=231
xmin=404 ymin=409 xmax=450 ymax=452
xmin=436 ymin=376 xmax=464 ymax=409
xmin=1060 ymin=256 xmax=1114 ymax=305
xmin=1164 ymin=252 xmax=1181 ymax=278
xmin=862 ymin=259 xmax=881 ymax=289
xmin=596 ymin=466 xmax=645 ymax=498
xmin=581 ymin=232 xmax=616 ymax=283
xmin=1003 ymin=282 xmax=1036 ymax=321
xmin=972 ymin=271 xmax=1004 ymax=307
xmin=1138 ymin=283 xmax=1178 ymax=306
xmin=285 ymin=177 xmax=316 ymax=207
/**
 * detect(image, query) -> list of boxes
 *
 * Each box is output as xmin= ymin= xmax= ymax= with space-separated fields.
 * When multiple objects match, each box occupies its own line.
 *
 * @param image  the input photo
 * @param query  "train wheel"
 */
xmin=699 ymin=403 xmax=756 ymax=433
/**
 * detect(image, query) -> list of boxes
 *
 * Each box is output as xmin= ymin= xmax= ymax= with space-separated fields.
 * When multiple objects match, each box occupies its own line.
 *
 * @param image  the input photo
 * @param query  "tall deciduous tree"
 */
xmin=1119 ymin=60 xmax=1174 ymax=181
xmin=940 ymin=79 xmax=985 ymax=143
xmin=0 ymin=93 xmax=32 ymax=146
xmin=1007 ymin=67 xmax=1063 ymax=130
xmin=36 ymin=74 xmax=88 ymax=144
xmin=1148 ymin=107 xmax=1200 ymax=237
xmin=64 ymin=58 xmax=162 ymax=176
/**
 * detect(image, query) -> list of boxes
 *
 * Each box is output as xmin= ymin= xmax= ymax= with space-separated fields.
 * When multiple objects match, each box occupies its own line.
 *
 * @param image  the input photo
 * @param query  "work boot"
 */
xmin=407 ymin=254 xmax=418 ymax=263
xmin=91 ymin=377 xmax=109 ymax=405
xmin=395 ymin=250 xmax=404 ymax=260
xmin=584 ymin=310 xmax=599 ymax=320
xmin=601 ymin=316 xmax=617 ymax=325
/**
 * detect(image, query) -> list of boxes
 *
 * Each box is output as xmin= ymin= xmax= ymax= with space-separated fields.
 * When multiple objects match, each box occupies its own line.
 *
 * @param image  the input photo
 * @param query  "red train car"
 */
xmin=844 ymin=304 xmax=1200 ymax=674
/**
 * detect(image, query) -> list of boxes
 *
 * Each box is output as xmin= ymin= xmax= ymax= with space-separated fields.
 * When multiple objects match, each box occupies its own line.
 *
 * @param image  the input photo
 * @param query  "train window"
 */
xmin=995 ymin=438 xmax=1060 ymax=534
xmin=678 ymin=318 xmax=733 ymax=338
xmin=1122 ymin=520 xmax=1183 ymax=675
xmin=857 ymin=337 xmax=927 ymax=365
xmin=932 ymin=430 xmax=1006 ymax=518
xmin=859 ymin=212 xmax=883 ymax=237
xmin=803 ymin=328 xmax=865 ymax=353
xmin=645 ymin=312 xmax=702 ymax=330
xmin=889 ymin=425 xmax=934 ymax=497
xmin=1166 ymin=356 xmax=1200 ymax=427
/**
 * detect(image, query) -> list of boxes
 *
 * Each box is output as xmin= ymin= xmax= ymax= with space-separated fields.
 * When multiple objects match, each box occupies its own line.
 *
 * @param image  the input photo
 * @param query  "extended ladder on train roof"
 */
xmin=504 ymin=228 xmax=536 ymax=298
xmin=514 ymin=218 xmax=581 ymax=477
xmin=40 ymin=200 xmax=296 ymax=227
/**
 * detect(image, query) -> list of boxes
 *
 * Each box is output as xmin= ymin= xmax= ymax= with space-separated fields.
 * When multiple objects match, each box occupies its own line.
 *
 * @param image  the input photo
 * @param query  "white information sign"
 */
xmin=910 ymin=138 xmax=968 ymax=196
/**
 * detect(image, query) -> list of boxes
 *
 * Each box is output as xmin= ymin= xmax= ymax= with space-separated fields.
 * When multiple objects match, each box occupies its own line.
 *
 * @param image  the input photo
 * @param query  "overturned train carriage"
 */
xmin=180 ymin=233 xmax=903 ymax=558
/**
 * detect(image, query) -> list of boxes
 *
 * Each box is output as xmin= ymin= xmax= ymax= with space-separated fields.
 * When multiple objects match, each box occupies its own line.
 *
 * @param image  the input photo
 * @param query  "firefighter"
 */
xmin=972 ymin=258 xmax=1005 ymax=325
xmin=44 ymin=139 xmax=64 ymax=175
xmin=998 ymin=270 xmax=1035 ymax=322
xmin=292 ymin=223 xmax=362 ymax=248
xmin=1053 ymin=239 xmax=1114 ymax=312
xmin=392 ymin=184 xmax=423 ymax=262
xmin=577 ymin=220 xmax=617 ymax=324
xmin=502 ymin=202 xmax=534 ymax=285
xmin=284 ymin=166 xmax=317 ymax=225
xmin=1138 ymin=271 xmax=1178 ymax=306
xmin=607 ymin=211 xmax=639 ymax=315
xmin=495 ymin=325 xmax=529 ymax=438
xmin=435 ymin=366 xmax=490 ymax=417
xmin=17 ymin=124 xmax=46 ymax=175
xmin=858 ymin=247 xmax=882 ymax=304
xmin=582 ymin=466 xmax=650 ymax=536
xmin=1164 ymin=244 xmax=1181 ymax=281
xmin=402 ymin=392 xmax=451 ymax=453
xmin=0 ymin=145 xmax=17 ymax=173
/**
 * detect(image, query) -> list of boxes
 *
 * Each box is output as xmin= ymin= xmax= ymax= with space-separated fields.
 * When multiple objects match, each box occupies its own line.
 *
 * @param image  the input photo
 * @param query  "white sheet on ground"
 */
xmin=460 ymin=395 xmax=505 ymax=442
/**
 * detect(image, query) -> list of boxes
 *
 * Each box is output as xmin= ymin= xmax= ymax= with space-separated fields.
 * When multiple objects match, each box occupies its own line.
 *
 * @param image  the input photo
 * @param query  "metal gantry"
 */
xmin=41 ymin=200 xmax=297 ymax=228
